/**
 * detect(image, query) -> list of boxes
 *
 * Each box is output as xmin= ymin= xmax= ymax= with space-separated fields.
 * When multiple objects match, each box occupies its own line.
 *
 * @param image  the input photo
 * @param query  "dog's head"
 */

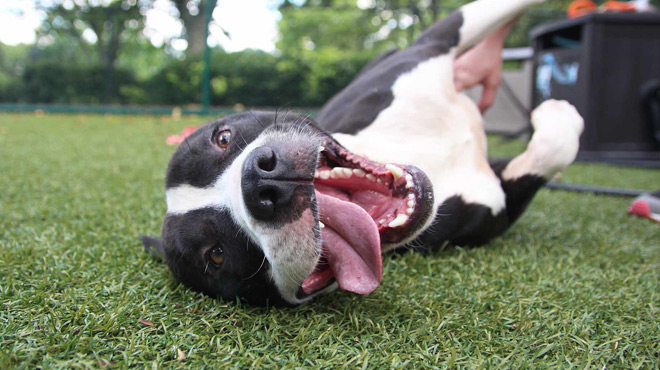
xmin=143 ymin=112 xmax=434 ymax=305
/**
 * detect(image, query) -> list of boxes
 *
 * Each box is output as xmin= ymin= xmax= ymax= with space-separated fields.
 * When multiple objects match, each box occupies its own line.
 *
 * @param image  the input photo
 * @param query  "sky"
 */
xmin=0 ymin=0 xmax=281 ymax=52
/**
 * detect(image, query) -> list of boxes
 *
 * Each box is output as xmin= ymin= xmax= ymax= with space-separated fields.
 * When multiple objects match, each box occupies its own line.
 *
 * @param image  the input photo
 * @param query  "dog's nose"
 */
xmin=241 ymin=146 xmax=300 ymax=220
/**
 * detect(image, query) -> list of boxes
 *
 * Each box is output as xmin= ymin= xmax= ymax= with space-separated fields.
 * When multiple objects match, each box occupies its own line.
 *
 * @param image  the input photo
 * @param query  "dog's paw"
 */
xmin=524 ymin=100 xmax=584 ymax=177
xmin=531 ymin=99 xmax=584 ymax=137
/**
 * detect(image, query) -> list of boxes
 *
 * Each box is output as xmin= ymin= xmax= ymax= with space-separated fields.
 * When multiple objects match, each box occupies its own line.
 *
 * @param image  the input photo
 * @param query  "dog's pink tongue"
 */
xmin=311 ymin=191 xmax=382 ymax=295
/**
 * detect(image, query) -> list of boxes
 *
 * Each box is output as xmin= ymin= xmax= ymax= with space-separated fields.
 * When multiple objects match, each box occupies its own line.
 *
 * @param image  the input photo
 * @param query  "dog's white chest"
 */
xmin=333 ymin=54 xmax=505 ymax=214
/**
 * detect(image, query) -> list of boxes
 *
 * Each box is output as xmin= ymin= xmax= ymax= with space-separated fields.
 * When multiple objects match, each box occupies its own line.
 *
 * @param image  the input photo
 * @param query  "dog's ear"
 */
xmin=141 ymin=235 xmax=164 ymax=261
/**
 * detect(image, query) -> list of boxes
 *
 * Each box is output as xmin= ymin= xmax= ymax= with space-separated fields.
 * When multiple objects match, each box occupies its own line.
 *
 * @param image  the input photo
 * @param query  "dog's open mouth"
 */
xmin=299 ymin=139 xmax=433 ymax=298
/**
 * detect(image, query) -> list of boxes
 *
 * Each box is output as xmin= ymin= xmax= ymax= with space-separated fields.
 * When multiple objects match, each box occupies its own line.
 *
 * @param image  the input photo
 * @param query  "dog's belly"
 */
xmin=332 ymin=54 xmax=505 ymax=221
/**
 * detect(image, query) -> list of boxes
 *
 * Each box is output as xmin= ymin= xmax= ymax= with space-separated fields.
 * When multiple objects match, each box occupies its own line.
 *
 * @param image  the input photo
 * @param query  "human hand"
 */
xmin=453 ymin=20 xmax=515 ymax=113
xmin=454 ymin=41 xmax=503 ymax=113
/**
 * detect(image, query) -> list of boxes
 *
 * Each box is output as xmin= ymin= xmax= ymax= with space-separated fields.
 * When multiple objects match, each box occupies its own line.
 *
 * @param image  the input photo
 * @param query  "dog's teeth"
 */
xmin=407 ymin=200 xmax=415 ymax=208
xmin=376 ymin=178 xmax=383 ymax=184
xmin=407 ymin=208 xmax=414 ymax=215
xmin=314 ymin=171 xmax=320 ymax=178
xmin=318 ymin=146 xmax=325 ymax=152
xmin=408 ymin=193 xmax=415 ymax=200
xmin=353 ymin=169 xmax=366 ymax=178
xmin=379 ymin=218 xmax=387 ymax=224
xmin=320 ymin=171 xmax=330 ymax=180
xmin=330 ymin=167 xmax=352 ymax=179
xmin=366 ymin=174 xmax=377 ymax=182
xmin=405 ymin=174 xmax=414 ymax=189
xmin=388 ymin=214 xmax=408 ymax=228
xmin=319 ymin=221 xmax=325 ymax=229
xmin=385 ymin=164 xmax=404 ymax=181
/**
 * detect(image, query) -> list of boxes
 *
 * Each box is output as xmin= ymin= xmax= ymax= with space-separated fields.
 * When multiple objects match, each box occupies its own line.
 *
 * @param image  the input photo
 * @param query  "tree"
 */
xmin=279 ymin=0 xmax=660 ymax=54
xmin=171 ymin=0 xmax=218 ymax=57
xmin=366 ymin=0 xmax=444 ymax=47
xmin=0 ymin=43 xmax=30 ymax=101
xmin=276 ymin=0 xmax=451 ymax=56
xmin=37 ymin=0 xmax=144 ymax=102
xmin=275 ymin=0 xmax=382 ymax=105
xmin=276 ymin=0 xmax=378 ymax=57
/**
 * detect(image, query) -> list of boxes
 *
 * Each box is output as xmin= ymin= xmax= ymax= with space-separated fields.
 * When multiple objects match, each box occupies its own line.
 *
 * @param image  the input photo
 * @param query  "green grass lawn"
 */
xmin=1 ymin=113 xmax=658 ymax=368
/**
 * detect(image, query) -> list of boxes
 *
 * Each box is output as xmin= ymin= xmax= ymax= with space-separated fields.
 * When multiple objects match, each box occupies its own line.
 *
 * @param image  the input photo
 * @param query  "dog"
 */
xmin=141 ymin=0 xmax=584 ymax=306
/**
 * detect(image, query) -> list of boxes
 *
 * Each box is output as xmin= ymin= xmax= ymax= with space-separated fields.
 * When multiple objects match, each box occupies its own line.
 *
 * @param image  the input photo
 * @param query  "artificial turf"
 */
xmin=0 ymin=113 xmax=658 ymax=369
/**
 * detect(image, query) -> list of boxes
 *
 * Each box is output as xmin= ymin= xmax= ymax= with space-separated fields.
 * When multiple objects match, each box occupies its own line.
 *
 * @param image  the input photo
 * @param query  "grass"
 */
xmin=1 ymin=113 xmax=658 ymax=369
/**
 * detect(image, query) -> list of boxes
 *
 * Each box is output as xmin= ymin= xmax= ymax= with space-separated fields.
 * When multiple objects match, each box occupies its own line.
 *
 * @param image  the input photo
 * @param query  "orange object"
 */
xmin=568 ymin=0 xmax=639 ymax=18
xmin=568 ymin=0 xmax=597 ymax=18
xmin=603 ymin=1 xmax=637 ymax=12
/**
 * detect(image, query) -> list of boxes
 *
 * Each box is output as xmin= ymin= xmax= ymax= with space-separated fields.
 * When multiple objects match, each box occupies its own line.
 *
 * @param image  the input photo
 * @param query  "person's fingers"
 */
xmin=478 ymin=70 xmax=502 ymax=112
xmin=453 ymin=58 xmax=466 ymax=90
xmin=454 ymin=73 xmax=465 ymax=91
xmin=454 ymin=65 xmax=480 ymax=92
xmin=479 ymin=81 xmax=498 ymax=113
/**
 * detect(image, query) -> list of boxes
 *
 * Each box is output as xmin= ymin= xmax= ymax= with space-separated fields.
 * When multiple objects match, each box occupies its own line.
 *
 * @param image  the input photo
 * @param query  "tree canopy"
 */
xmin=2 ymin=0 xmax=659 ymax=106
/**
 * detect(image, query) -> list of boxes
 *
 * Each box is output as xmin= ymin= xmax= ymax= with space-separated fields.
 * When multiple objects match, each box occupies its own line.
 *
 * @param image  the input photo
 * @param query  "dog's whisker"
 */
xmin=243 ymin=255 xmax=266 ymax=281
xmin=237 ymin=130 xmax=249 ymax=151
xmin=282 ymin=270 xmax=298 ymax=287
xmin=282 ymin=109 xmax=291 ymax=124
xmin=174 ymin=250 xmax=185 ymax=265
xmin=184 ymin=136 xmax=194 ymax=154
xmin=248 ymin=109 xmax=266 ymax=129
xmin=287 ymin=265 xmax=309 ymax=284
xmin=274 ymin=107 xmax=280 ymax=125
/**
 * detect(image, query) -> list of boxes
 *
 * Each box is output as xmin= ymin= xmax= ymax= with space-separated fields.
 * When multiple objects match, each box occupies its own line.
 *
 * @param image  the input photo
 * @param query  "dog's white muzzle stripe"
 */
xmin=164 ymin=136 xmax=267 ymax=215
xmin=165 ymin=184 xmax=226 ymax=214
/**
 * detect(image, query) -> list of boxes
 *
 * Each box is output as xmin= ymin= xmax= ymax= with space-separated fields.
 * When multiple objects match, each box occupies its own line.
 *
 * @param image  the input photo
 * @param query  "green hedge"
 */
xmin=146 ymin=51 xmax=308 ymax=107
xmin=14 ymin=64 xmax=138 ymax=104
xmin=0 ymin=50 xmax=374 ymax=108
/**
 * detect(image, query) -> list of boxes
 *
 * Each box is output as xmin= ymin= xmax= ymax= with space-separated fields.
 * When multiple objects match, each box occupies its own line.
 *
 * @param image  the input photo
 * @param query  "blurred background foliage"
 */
xmin=1 ymin=0 xmax=657 ymax=107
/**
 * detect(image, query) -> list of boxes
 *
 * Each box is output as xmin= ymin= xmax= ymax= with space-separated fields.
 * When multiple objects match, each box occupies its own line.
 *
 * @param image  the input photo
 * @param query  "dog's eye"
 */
xmin=215 ymin=130 xmax=232 ymax=148
xmin=209 ymin=247 xmax=224 ymax=265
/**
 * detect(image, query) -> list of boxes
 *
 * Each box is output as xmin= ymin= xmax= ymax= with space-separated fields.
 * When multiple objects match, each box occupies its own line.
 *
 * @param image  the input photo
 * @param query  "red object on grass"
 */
xmin=628 ymin=200 xmax=652 ymax=218
xmin=628 ymin=198 xmax=660 ymax=224
xmin=139 ymin=318 xmax=154 ymax=326
xmin=166 ymin=125 xmax=201 ymax=146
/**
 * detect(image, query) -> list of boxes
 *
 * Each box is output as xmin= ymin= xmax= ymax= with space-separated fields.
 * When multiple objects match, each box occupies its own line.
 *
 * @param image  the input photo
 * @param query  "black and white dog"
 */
xmin=141 ymin=0 xmax=584 ymax=306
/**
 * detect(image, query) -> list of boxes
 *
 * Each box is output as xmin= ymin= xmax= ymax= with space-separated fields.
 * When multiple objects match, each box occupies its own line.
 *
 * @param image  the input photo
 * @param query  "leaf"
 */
xmin=177 ymin=348 xmax=186 ymax=361
xmin=97 ymin=359 xmax=115 ymax=366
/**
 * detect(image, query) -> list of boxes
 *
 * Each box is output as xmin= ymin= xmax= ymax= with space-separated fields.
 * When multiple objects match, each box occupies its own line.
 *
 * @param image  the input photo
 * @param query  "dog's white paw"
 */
xmin=526 ymin=99 xmax=584 ymax=177
xmin=503 ymin=100 xmax=585 ymax=180
xmin=531 ymin=99 xmax=584 ymax=137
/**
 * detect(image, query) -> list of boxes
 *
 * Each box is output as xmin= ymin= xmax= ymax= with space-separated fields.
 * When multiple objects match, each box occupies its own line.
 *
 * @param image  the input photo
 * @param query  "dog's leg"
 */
xmin=414 ymin=100 xmax=584 ymax=248
xmin=491 ymin=100 xmax=584 ymax=223
xmin=414 ymin=0 xmax=546 ymax=52
xmin=453 ymin=0 xmax=546 ymax=54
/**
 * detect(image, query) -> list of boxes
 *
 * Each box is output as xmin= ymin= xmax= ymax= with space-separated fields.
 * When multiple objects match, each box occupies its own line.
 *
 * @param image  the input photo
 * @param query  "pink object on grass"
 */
xmin=628 ymin=191 xmax=660 ymax=224
xmin=166 ymin=125 xmax=201 ymax=146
